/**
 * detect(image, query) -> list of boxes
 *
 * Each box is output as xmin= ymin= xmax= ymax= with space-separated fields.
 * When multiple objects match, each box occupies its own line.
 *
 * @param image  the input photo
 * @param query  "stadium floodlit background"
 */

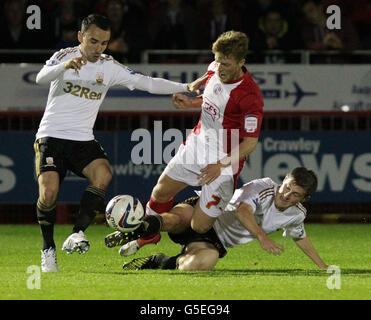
xmin=0 ymin=0 xmax=370 ymax=301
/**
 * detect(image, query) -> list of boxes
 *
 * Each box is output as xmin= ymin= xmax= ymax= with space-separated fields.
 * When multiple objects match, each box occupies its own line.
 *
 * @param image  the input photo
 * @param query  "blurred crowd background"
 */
xmin=0 ymin=0 xmax=370 ymax=63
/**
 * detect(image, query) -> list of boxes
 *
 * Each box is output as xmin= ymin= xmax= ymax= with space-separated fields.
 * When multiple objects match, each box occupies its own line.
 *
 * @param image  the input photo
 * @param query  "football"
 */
xmin=105 ymin=195 xmax=144 ymax=232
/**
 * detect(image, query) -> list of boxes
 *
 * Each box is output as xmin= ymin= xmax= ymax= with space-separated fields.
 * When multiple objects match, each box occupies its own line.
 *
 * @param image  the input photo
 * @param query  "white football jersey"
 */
xmin=213 ymin=177 xmax=307 ymax=248
xmin=36 ymin=46 xmax=188 ymax=141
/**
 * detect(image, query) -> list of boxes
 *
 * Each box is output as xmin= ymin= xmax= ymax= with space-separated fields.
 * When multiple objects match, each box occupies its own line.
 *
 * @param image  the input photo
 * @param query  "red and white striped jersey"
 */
xmin=189 ymin=61 xmax=264 ymax=159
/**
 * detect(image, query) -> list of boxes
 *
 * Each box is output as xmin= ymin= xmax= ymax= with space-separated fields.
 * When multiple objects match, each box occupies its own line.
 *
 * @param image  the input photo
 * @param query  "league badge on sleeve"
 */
xmin=244 ymin=115 xmax=258 ymax=133
xmin=46 ymin=59 xmax=58 ymax=66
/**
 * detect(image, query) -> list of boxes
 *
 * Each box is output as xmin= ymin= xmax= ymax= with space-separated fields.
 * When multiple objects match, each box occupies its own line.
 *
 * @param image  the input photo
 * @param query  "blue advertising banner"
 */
xmin=240 ymin=132 xmax=371 ymax=203
xmin=0 ymin=131 xmax=370 ymax=204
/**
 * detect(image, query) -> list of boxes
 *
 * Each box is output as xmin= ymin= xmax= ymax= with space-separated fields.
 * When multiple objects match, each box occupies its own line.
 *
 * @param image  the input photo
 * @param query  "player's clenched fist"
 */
xmin=172 ymin=93 xmax=192 ymax=109
xmin=64 ymin=56 xmax=87 ymax=71
xmin=172 ymin=93 xmax=203 ymax=109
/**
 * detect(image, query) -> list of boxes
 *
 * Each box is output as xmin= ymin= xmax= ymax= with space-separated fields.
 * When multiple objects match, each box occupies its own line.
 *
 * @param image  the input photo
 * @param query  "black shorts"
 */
xmin=169 ymin=196 xmax=227 ymax=258
xmin=34 ymin=137 xmax=108 ymax=181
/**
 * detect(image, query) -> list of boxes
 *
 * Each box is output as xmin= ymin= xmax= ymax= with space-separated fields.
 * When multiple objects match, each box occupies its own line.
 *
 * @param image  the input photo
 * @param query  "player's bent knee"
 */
xmin=91 ymin=168 xmax=112 ymax=190
xmin=161 ymin=213 xmax=182 ymax=232
xmin=39 ymin=187 xmax=58 ymax=206
xmin=83 ymin=159 xmax=112 ymax=189
xmin=38 ymin=172 xmax=59 ymax=205
xmin=151 ymin=174 xmax=187 ymax=202
xmin=178 ymin=250 xmax=218 ymax=271
xmin=191 ymin=216 xmax=214 ymax=234
xmin=198 ymin=250 xmax=219 ymax=270
xmin=177 ymin=254 xmax=200 ymax=271
xmin=178 ymin=258 xmax=215 ymax=271
xmin=99 ymin=171 xmax=112 ymax=189
xmin=151 ymin=183 xmax=173 ymax=203
xmin=191 ymin=223 xmax=212 ymax=234
xmin=191 ymin=206 xmax=216 ymax=234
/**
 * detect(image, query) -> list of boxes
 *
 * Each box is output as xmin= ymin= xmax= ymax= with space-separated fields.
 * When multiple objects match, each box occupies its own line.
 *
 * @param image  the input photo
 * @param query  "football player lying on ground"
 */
xmin=105 ymin=167 xmax=328 ymax=270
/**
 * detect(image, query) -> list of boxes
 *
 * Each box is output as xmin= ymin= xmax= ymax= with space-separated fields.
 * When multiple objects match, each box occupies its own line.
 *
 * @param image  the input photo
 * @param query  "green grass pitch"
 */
xmin=0 ymin=224 xmax=370 ymax=300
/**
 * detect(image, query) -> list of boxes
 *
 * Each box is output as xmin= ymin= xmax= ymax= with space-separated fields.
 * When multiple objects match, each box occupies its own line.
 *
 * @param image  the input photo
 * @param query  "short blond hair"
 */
xmin=212 ymin=31 xmax=249 ymax=62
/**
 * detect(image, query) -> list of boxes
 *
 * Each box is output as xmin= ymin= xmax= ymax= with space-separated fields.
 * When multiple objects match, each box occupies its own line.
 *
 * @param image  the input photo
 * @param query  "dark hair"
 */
xmin=81 ymin=14 xmax=111 ymax=33
xmin=290 ymin=167 xmax=318 ymax=197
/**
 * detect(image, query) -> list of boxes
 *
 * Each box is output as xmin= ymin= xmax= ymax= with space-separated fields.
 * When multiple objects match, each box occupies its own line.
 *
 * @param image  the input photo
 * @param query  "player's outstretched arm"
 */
xmin=112 ymin=60 xmax=207 ymax=95
xmin=133 ymin=75 xmax=189 ymax=94
xmin=186 ymin=72 xmax=209 ymax=95
xmin=237 ymin=203 xmax=284 ymax=256
xmin=171 ymin=72 xmax=208 ymax=109
xmin=133 ymin=71 xmax=208 ymax=96
xmin=293 ymin=236 xmax=328 ymax=269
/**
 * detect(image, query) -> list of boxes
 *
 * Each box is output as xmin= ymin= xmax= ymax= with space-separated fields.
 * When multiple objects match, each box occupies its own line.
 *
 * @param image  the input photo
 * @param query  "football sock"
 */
xmin=36 ymin=199 xmax=57 ymax=250
xmin=146 ymin=197 xmax=174 ymax=216
xmin=73 ymin=185 xmax=105 ymax=234
xmin=140 ymin=214 xmax=163 ymax=237
xmin=155 ymin=254 xmax=182 ymax=270
xmin=141 ymin=197 xmax=174 ymax=242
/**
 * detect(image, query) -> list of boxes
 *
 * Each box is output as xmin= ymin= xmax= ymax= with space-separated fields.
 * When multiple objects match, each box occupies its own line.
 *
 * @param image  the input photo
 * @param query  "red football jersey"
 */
xmin=190 ymin=61 xmax=264 ymax=156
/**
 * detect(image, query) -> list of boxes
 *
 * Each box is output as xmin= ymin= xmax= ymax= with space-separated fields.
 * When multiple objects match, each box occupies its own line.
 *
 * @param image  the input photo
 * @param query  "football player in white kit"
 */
xmin=106 ymin=168 xmax=328 ymax=271
xmin=35 ymin=14 xmax=201 ymax=272
xmin=125 ymin=30 xmax=264 ymax=256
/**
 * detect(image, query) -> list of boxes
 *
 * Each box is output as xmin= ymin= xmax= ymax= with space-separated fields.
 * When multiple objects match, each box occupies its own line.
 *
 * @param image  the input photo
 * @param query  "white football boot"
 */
xmin=62 ymin=230 xmax=90 ymax=254
xmin=119 ymin=233 xmax=161 ymax=256
xmin=41 ymin=247 xmax=59 ymax=272
xmin=118 ymin=240 xmax=140 ymax=256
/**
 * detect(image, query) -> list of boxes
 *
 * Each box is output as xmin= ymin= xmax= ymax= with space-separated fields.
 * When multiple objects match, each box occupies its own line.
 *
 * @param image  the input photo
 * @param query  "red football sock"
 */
xmin=146 ymin=197 xmax=174 ymax=216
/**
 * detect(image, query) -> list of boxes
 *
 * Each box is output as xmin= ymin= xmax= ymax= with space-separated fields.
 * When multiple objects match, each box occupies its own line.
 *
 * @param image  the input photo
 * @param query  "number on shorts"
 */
xmin=206 ymin=195 xmax=221 ymax=209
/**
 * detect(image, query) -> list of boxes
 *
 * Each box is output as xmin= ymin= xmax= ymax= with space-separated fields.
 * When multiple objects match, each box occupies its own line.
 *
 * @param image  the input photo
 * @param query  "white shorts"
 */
xmin=163 ymin=140 xmax=236 ymax=218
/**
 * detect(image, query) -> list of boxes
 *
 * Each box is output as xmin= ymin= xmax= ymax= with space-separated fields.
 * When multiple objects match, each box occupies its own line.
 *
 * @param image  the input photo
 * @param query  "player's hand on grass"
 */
xmin=64 ymin=56 xmax=87 ymax=72
xmin=258 ymin=236 xmax=284 ymax=256
xmin=198 ymin=163 xmax=222 ymax=185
